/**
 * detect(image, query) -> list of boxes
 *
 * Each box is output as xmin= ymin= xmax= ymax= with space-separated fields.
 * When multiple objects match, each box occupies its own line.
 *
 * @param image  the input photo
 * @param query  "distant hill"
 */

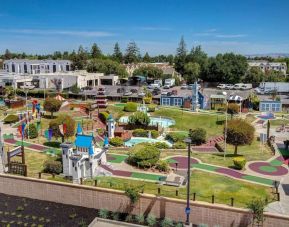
xmin=246 ymin=53 xmax=289 ymax=59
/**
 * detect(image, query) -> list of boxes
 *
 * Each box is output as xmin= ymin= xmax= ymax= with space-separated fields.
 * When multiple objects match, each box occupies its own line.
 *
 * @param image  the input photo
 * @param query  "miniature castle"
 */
xmin=60 ymin=123 xmax=108 ymax=184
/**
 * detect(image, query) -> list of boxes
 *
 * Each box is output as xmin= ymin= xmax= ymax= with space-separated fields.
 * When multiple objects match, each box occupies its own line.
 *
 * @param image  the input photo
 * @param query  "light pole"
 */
xmin=184 ymin=129 xmax=192 ymax=226
xmin=224 ymin=101 xmax=228 ymax=160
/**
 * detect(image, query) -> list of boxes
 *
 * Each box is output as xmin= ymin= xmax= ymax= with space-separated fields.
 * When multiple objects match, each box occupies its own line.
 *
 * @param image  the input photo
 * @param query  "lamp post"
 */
xmin=184 ymin=129 xmax=192 ymax=226
xmin=224 ymin=101 xmax=228 ymax=160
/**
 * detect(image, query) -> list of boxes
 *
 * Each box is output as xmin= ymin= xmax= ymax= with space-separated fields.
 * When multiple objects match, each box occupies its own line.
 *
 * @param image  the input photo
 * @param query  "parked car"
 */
xmin=217 ymin=84 xmax=226 ymax=89
xmin=172 ymin=90 xmax=178 ymax=95
xmin=225 ymin=84 xmax=234 ymax=89
xmin=148 ymin=83 xmax=161 ymax=89
xmin=124 ymin=91 xmax=132 ymax=96
xmin=138 ymin=91 xmax=145 ymax=97
xmin=130 ymin=89 xmax=138 ymax=93
xmin=161 ymin=91 xmax=169 ymax=95
xmin=20 ymin=84 xmax=35 ymax=90
xmin=152 ymin=89 xmax=160 ymax=95
xmin=181 ymin=84 xmax=188 ymax=89
xmin=233 ymin=83 xmax=244 ymax=90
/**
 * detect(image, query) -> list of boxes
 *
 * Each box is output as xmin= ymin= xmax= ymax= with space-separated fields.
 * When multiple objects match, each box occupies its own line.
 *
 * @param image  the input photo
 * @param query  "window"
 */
xmin=261 ymin=103 xmax=265 ymax=111
xmin=66 ymin=64 xmax=70 ymax=71
xmin=173 ymin=98 xmax=182 ymax=106
xmin=12 ymin=63 xmax=15 ymax=72
xmin=162 ymin=98 xmax=170 ymax=106
xmin=24 ymin=63 xmax=27 ymax=73
xmin=53 ymin=64 xmax=56 ymax=73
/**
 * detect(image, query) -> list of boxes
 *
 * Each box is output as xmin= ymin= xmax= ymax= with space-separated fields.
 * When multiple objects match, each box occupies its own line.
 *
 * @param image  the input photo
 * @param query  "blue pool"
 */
xmin=124 ymin=137 xmax=172 ymax=147
xmin=119 ymin=116 xmax=175 ymax=128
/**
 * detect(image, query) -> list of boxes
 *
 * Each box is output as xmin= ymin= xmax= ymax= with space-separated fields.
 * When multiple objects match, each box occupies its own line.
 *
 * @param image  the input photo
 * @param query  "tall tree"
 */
xmin=243 ymin=66 xmax=264 ymax=83
xmin=133 ymin=65 xmax=163 ymax=79
xmin=70 ymin=45 xmax=88 ymax=70
xmin=91 ymin=43 xmax=102 ymax=58
xmin=226 ymin=119 xmax=255 ymax=155
xmin=174 ymin=36 xmax=187 ymax=76
xmin=187 ymin=45 xmax=208 ymax=80
xmin=143 ymin=52 xmax=151 ymax=62
xmin=184 ymin=62 xmax=200 ymax=83
xmin=4 ymin=49 xmax=12 ymax=60
xmin=112 ymin=42 xmax=123 ymax=63
xmin=124 ymin=41 xmax=140 ymax=64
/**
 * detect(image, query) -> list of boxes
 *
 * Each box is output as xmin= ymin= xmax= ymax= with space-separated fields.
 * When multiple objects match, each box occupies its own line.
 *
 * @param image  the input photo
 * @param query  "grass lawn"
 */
xmin=269 ymin=119 xmax=289 ymax=126
xmin=107 ymin=105 xmax=126 ymax=120
xmin=107 ymin=154 xmax=128 ymax=163
xmin=152 ymin=108 xmax=225 ymax=137
xmin=85 ymin=170 xmax=273 ymax=208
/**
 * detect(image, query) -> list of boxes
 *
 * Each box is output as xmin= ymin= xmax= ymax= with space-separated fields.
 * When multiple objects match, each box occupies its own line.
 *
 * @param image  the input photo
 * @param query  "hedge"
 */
xmin=25 ymin=123 xmax=38 ymax=139
xmin=154 ymin=142 xmax=169 ymax=149
xmin=132 ymin=129 xmax=158 ymax=138
xmin=155 ymin=160 xmax=169 ymax=172
xmin=43 ymin=160 xmax=62 ymax=174
xmin=173 ymin=141 xmax=187 ymax=149
xmin=124 ymin=102 xmax=137 ymax=112
xmin=233 ymin=157 xmax=246 ymax=170
xmin=147 ymin=104 xmax=156 ymax=112
xmin=109 ymin=137 xmax=124 ymax=147
xmin=43 ymin=141 xmax=61 ymax=148
xmin=3 ymin=114 xmax=19 ymax=124
xmin=99 ymin=112 xmax=109 ymax=123
xmin=165 ymin=132 xmax=186 ymax=143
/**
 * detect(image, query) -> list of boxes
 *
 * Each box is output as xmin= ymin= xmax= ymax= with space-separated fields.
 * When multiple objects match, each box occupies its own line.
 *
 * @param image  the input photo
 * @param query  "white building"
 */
xmin=61 ymin=125 xmax=107 ymax=184
xmin=248 ymin=61 xmax=287 ymax=75
xmin=3 ymin=59 xmax=71 ymax=74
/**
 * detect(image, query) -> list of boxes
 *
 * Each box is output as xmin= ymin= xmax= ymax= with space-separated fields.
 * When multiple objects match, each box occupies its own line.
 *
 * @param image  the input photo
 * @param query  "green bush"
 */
xmin=132 ymin=129 xmax=159 ymax=138
xmin=146 ymin=214 xmax=157 ymax=227
xmin=166 ymin=132 xmax=186 ymax=143
xmin=121 ymin=97 xmax=128 ymax=103
xmin=128 ymin=144 xmax=160 ymax=168
xmin=98 ymin=112 xmax=109 ymax=123
xmin=143 ymin=97 xmax=152 ymax=104
xmin=43 ymin=141 xmax=61 ymax=148
xmin=109 ymin=137 xmax=123 ymax=147
xmin=190 ymin=128 xmax=207 ymax=145
xmin=173 ymin=142 xmax=187 ymax=149
xmin=49 ymin=114 xmax=76 ymax=139
xmin=98 ymin=209 xmax=109 ymax=219
xmin=3 ymin=114 xmax=19 ymax=124
xmin=156 ymin=160 xmax=169 ymax=172
xmin=161 ymin=218 xmax=174 ymax=227
xmin=154 ymin=142 xmax=169 ymax=149
xmin=43 ymin=160 xmax=62 ymax=174
xmin=150 ymin=130 xmax=159 ymax=139
xmin=124 ymin=102 xmax=137 ymax=112
xmin=25 ymin=123 xmax=38 ymax=139
xmin=128 ymin=111 xmax=150 ymax=126
xmin=112 ymin=212 xmax=120 ymax=221
xmin=233 ymin=157 xmax=246 ymax=170
xmin=124 ymin=185 xmax=142 ymax=204
xmin=147 ymin=104 xmax=156 ymax=112
xmin=135 ymin=214 xmax=145 ymax=224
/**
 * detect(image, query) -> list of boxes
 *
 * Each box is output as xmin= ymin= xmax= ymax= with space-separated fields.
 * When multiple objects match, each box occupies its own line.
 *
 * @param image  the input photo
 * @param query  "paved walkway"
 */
xmin=167 ymin=156 xmax=275 ymax=186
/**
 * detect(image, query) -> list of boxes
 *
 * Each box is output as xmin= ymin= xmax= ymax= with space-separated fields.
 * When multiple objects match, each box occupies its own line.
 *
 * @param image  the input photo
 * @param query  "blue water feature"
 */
xmin=119 ymin=116 xmax=175 ymax=128
xmin=124 ymin=137 xmax=172 ymax=147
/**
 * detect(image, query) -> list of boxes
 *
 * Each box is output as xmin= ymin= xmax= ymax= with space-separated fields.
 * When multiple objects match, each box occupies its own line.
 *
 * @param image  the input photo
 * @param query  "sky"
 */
xmin=0 ymin=0 xmax=289 ymax=56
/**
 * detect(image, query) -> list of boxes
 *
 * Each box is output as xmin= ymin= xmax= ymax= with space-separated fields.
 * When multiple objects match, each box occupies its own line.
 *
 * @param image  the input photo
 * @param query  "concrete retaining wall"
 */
xmin=0 ymin=174 xmax=288 ymax=227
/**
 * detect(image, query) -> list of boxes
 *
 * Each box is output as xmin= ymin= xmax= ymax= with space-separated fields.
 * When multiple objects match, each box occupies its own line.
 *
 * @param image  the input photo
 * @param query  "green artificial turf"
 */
xmin=270 ymin=159 xmax=284 ymax=166
xmin=192 ymin=163 xmax=218 ymax=171
xmin=131 ymin=172 xmax=164 ymax=181
xmin=242 ymin=175 xmax=273 ymax=186
xmin=107 ymin=154 xmax=128 ymax=163
xmin=259 ymin=166 xmax=278 ymax=172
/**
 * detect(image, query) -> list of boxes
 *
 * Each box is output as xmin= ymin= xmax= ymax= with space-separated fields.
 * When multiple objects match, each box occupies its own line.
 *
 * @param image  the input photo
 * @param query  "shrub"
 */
xmin=143 ymin=97 xmax=152 ymax=104
xmin=121 ymin=97 xmax=128 ymax=103
xmin=124 ymin=185 xmax=142 ymax=204
xmin=150 ymin=130 xmax=159 ymax=139
xmin=125 ymin=214 xmax=134 ymax=223
xmin=135 ymin=214 xmax=145 ymax=224
xmin=25 ymin=123 xmax=38 ymax=139
xmin=112 ymin=212 xmax=120 ymax=221
xmin=161 ymin=218 xmax=174 ymax=227
xmin=173 ymin=141 xmax=187 ymax=149
xmin=190 ymin=128 xmax=207 ymax=145
xmin=233 ymin=157 xmax=246 ymax=170
xmin=98 ymin=209 xmax=109 ymax=219
xmin=166 ymin=132 xmax=186 ymax=143
xmin=98 ymin=112 xmax=109 ymax=123
xmin=247 ymin=198 xmax=267 ymax=226
xmin=128 ymin=144 xmax=160 ymax=168
xmin=49 ymin=114 xmax=76 ymax=139
xmin=156 ymin=160 xmax=169 ymax=172
xmin=146 ymin=214 xmax=157 ymax=227
xmin=109 ymin=137 xmax=123 ymax=147
xmin=43 ymin=160 xmax=62 ymax=174
xmin=43 ymin=141 xmax=61 ymax=148
xmin=154 ymin=142 xmax=169 ymax=149
xmin=43 ymin=97 xmax=62 ymax=118
xmin=4 ymin=114 xmax=18 ymax=124
xmin=147 ymin=104 xmax=156 ymax=112
xmin=128 ymin=111 xmax=150 ymax=126
xmin=124 ymin=102 xmax=137 ymax=112
xmin=132 ymin=128 xmax=148 ymax=137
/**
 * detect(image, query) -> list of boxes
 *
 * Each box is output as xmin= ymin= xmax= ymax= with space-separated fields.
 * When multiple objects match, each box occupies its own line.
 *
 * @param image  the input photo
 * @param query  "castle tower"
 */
xmin=60 ymin=142 xmax=73 ymax=176
xmin=191 ymin=81 xmax=200 ymax=112
xmin=106 ymin=114 xmax=115 ymax=138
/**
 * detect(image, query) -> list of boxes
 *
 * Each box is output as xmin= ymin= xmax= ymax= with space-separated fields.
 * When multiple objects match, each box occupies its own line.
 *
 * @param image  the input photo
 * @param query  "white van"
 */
xmin=233 ymin=83 xmax=244 ymax=90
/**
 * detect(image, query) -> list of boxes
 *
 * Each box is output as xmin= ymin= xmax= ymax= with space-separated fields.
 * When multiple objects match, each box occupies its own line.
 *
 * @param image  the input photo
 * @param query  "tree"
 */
xmin=70 ymin=46 xmax=88 ymax=70
xmin=244 ymin=66 xmax=264 ymax=83
xmin=226 ymin=119 xmax=255 ymax=155
xmin=133 ymin=65 xmax=163 ymax=79
xmin=91 ymin=43 xmax=102 ymax=58
xmin=4 ymin=49 xmax=12 ymax=60
xmin=124 ymin=41 xmax=140 ymax=64
xmin=43 ymin=97 xmax=62 ymax=118
xmin=206 ymin=53 xmax=248 ymax=83
xmin=143 ymin=52 xmax=151 ymax=62
xmin=25 ymin=123 xmax=38 ymax=139
xmin=265 ymin=70 xmax=284 ymax=82
xmin=127 ymin=144 xmax=160 ymax=168
xmin=86 ymin=58 xmax=127 ymax=78
xmin=112 ymin=42 xmax=123 ymax=63
xmin=128 ymin=112 xmax=150 ymax=127
xmin=184 ymin=62 xmax=200 ymax=83
xmin=186 ymin=45 xmax=208 ymax=80
xmin=190 ymin=128 xmax=206 ymax=145
xmin=227 ymin=103 xmax=240 ymax=119
xmin=49 ymin=114 xmax=76 ymax=139
xmin=174 ymin=36 xmax=187 ymax=76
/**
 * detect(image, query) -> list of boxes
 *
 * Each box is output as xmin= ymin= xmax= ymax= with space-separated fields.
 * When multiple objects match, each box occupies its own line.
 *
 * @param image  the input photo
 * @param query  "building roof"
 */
xmin=4 ymin=59 xmax=71 ymax=64
xmin=210 ymin=94 xmax=226 ymax=99
xmin=75 ymin=134 xmax=94 ymax=148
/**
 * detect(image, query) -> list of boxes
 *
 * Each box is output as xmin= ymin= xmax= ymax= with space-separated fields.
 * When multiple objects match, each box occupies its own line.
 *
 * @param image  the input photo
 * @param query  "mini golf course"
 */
xmin=167 ymin=156 xmax=275 ymax=186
